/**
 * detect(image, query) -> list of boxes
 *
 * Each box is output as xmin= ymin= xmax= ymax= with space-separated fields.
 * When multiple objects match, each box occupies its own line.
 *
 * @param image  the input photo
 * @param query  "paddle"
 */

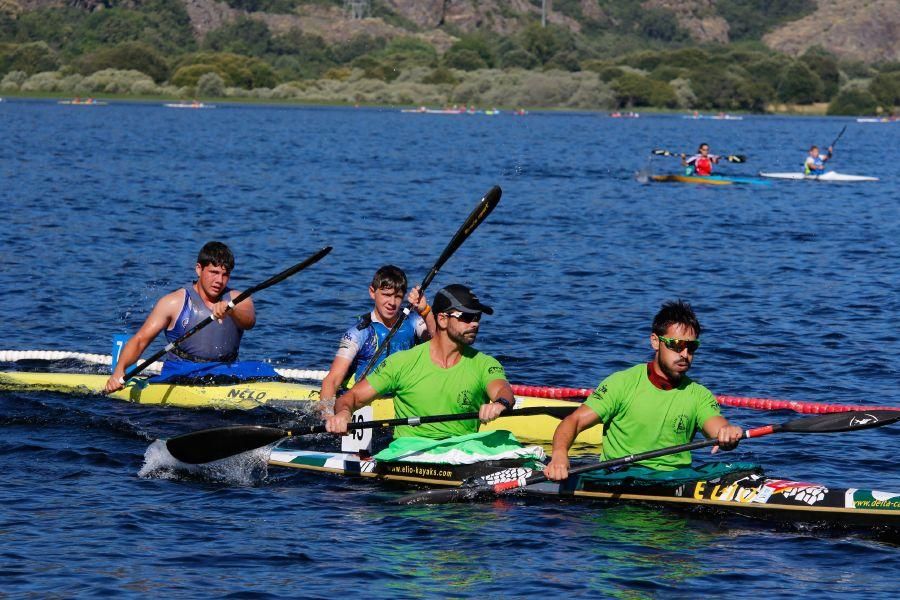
xmin=652 ymin=149 xmax=747 ymax=163
xmin=119 ymin=246 xmax=333 ymax=384
xmin=165 ymin=405 xmax=576 ymax=464
xmin=394 ymin=409 xmax=900 ymax=505
xmin=829 ymin=125 xmax=847 ymax=151
xmin=357 ymin=185 xmax=502 ymax=380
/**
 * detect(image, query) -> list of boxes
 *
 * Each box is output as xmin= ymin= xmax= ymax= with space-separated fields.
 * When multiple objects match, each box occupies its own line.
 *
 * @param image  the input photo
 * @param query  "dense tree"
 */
xmin=827 ymin=88 xmax=878 ymax=115
xmin=519 ymin=24 xmax=575 ymax=65
xmin=446 ymin=34 xmax=495 ymax=69
xmin=443 ymin=48 xmax=487 ymax=72
xmin=868 ymin=71 xmax=900 ymax=108
xmin=499 ymin=48 xmax=537 ymax=69
xmin=269 ymin=28 xmax=335 ymax=78
xmin=802 ymin=48 xmax=840 ymax=98
xmin=0 ymin=41 xmax=59 ymax=75
xmin=612 ymin=72 xmax=676 ymax=107
xmin=638 ymin=8 xmax=686 ymax=42
xmin=777 ymin=62 xmax=824 ymax=104
xmin=332 ymin=34 xmax=385 ymax=64
xmin=173 ymin=53 xmax=276 ymax=88
xmin=203 ymin=18 xmax=272 ymax=57
xmin=74 ymin=41 xmax=169 ymax=82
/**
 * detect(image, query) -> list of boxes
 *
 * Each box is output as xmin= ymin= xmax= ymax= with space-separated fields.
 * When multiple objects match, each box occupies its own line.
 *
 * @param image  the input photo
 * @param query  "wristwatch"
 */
xmin=494 ymin=397 xmax=514 ymax=411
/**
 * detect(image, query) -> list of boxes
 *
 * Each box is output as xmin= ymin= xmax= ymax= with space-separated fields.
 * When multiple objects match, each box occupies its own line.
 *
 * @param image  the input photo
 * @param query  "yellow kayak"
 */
xmin=0 ymin=371 xmax=601 ymax=449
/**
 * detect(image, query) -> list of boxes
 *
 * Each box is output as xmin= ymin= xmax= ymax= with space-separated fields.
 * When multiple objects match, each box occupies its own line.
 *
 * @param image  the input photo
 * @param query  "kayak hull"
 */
xmin=0 ymin=371 xmax=601 ymax=448
xmin=526 ymin=472 xmax=900 ymax=528
xmin=270 ymin=448 xmax=900 ymax=530
xmin=650 ymin=174 xmax=770 ymax=186
xmin=759 ymin=171 xmax=879 ymax=182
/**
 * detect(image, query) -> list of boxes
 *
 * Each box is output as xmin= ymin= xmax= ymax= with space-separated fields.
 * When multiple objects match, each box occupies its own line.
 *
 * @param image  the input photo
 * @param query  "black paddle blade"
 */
xmin=394 ymin=484 xmax=491 ymax=505
xmin=165 ymin=425 xmax=288 ymax=464
xmin=782 ymin=410 xmax=900 ymax=434
xmin=425 ymin=185 xmax=501 ymax=286
xmin=727 ymin=154 xmax=747 ymax=163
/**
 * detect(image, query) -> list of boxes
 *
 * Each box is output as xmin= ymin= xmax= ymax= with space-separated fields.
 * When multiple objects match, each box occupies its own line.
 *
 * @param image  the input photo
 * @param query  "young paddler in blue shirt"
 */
xmin=319 ymin=265 xmax=436 ymax=408
xmin=104 ymin=241 xmax=257 ymax=392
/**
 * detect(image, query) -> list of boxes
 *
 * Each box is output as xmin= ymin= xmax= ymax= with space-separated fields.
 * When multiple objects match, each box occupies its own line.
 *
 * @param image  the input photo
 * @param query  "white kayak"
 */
xmin=759 ymin=171 xmax=879 ymax=182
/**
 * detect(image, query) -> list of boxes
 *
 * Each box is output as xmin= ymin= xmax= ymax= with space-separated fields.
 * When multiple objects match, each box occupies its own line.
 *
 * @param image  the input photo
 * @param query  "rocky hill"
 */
xmin=764 ymin=0 xmax=900 ymax=63
xmin=4 ymin=0 xmax=898 ymax=63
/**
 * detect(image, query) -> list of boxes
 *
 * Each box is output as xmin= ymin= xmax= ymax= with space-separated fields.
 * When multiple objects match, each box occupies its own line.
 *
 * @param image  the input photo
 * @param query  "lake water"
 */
xmin=1 ymin=100 xmax=898 ymax=597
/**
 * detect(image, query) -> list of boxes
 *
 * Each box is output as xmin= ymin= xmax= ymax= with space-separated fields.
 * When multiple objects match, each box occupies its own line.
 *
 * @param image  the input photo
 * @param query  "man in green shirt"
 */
xmin=325 ymin=284 xmax=515 ymax=439
xmin=544 ymin=300 xmax=743 ymax=478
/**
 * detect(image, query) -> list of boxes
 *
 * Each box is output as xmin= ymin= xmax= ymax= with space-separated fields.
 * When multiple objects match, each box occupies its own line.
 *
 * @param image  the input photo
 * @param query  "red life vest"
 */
xmin=694 ymin=156 xmax=712 ymax=176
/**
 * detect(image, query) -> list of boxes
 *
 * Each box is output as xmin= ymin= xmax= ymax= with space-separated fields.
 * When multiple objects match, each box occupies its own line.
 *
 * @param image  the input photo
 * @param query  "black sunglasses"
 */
xmin=446 ymin=310 xmax=482 ymax=323
xmin=658 ymin=335 xmax=700 ymax=353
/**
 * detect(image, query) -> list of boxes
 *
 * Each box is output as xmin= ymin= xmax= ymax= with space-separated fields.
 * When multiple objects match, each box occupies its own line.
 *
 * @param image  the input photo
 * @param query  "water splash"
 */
xmin=138 ymin=439 xmax=270 ymax=485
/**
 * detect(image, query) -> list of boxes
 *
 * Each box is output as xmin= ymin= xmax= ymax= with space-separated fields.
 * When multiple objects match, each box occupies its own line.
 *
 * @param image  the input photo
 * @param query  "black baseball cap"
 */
xmin=432 ymin=284 xmax=494 ymax=316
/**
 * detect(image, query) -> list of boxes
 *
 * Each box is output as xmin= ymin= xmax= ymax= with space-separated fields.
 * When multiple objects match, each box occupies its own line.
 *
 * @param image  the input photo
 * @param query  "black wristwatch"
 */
xmin=494 ymin=397 xmax=514 ymax=411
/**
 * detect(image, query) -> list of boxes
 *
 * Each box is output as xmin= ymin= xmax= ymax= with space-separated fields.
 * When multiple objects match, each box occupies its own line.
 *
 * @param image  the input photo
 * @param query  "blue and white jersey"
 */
xmin=804 ymin=154 xmax=827 ymax=174
xmin=336 ymin=311 xmax=428 ymax=386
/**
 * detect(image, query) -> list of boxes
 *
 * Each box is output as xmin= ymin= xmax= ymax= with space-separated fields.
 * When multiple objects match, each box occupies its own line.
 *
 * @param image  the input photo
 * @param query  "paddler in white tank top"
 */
xmin=804 ymin=145 xmax=833 ymax=175
xmin=104 ymin=241 xmax=256 ymax=392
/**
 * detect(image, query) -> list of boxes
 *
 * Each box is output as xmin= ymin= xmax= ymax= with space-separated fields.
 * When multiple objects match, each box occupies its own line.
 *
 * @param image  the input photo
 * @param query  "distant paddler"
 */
xmin=104 ymin=241 xmax=271 ymax=392
xmin=804 ymin=144 xmax=833 ymax=175
xmin=544 ymin=300 xmax=743 ymax=481
xmin=681 ymin=143 xmax=720 ymax=176
xmin=326 ymin=285 xmax=537 ymax=462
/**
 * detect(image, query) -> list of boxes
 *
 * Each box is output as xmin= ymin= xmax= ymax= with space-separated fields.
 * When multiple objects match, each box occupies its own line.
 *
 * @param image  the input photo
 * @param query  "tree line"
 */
xmin=0 ymin=1 xmax=897 ymax=114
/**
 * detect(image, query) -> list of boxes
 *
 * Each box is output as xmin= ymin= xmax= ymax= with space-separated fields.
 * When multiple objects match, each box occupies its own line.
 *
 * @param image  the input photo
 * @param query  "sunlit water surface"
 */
xmin=1 ymin=101 xmax=898 ymax=597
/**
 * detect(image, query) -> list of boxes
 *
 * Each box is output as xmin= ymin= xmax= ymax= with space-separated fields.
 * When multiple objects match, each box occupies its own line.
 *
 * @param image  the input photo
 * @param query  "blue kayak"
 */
xmin=650 ymin=174 xmax=772 ymax=186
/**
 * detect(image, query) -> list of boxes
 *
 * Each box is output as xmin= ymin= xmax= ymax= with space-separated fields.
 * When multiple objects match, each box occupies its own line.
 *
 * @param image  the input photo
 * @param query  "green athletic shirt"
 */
xmin=366 ymin=340 xmax=507 ymax=439
xmin=584 ymin=363 xmax=721 ymax=471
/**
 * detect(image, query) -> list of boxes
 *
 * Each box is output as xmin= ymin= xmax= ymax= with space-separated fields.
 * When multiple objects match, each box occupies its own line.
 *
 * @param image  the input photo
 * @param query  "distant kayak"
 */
xmin=856 ymin=117 xmax=897 ymax=123
xmin=650 ymin=174 xmax=770 ymax=186
xmin=683 ymin=114 xmax=743 ymax=120
xmin=59 ymin=99 xmax=107 ymax=106
xmin=759 ymin=171 xmax=879 ymax=182
xmin=164 ymin=102 xmax=214 ymax=109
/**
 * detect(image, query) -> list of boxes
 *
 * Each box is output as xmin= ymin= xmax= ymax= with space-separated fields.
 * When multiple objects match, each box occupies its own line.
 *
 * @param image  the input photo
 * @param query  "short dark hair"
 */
xmin=698 ymin=142 xmax=710 ymax=151
xmin=197 ymin=241 xmax=235 ymax=272
xmin=370 ymin=265 xmax=408 ymax=293
xmin=652 ymin=300 xmax=701 ymax=336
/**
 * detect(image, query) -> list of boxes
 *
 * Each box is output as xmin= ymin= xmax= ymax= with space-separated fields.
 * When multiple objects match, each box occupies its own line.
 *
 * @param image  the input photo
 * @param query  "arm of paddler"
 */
xmin=214 ymin=290 xmax=255 ymax=329
xmin=325 ymin=379 xmax=379 ymax=435
xmin=702 ymin=415 xmax=743 ymax=453
xmin=544 ymin=404 xmax=601 ymax=481
xmin=104 ymin=291 xmax=181 ymax=393
xmin=407 ymin=286 xmax=436 ymax=338
xmin=320 ymin=355 xmax=352 ymax=408
xmin=479 ymin=378 xmax=515 ymax=423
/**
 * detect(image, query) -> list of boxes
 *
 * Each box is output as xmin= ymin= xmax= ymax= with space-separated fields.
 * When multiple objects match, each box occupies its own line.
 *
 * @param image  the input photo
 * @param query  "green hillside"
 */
xmin=0 ymin=0 xmax=897 ymax=114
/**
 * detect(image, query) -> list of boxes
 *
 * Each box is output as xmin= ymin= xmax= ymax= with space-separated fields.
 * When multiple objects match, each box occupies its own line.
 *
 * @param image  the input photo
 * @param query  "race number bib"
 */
xmin=341 ymin=405 xmax=373 ymax=454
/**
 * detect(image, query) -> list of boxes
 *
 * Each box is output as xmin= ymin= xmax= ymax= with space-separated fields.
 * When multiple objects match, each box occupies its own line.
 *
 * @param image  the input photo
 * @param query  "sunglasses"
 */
xmin=446 ymin=310 xmax=482 ymax=323
xmin=658 ymin=335 xmax=700 ymax=353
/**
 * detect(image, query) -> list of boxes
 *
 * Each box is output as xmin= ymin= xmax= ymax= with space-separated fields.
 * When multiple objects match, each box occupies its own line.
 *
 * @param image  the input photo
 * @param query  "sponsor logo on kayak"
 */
xmin=383 ymin=464 xmax=455 ymax=479
xmin=849 ymin=490 xmax=900 ymax=510
xmin=849 ymin=413 xmax=879 ymax=427
xmin=226 ymin=388 xmax=268 ymax=401
xmin=693 ymin=477 xmax=828 ymax=505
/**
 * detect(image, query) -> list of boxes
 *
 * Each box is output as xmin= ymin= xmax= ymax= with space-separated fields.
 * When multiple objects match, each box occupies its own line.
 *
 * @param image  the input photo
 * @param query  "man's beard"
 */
xmin=448 ymin=328 xmax=477 ymax=346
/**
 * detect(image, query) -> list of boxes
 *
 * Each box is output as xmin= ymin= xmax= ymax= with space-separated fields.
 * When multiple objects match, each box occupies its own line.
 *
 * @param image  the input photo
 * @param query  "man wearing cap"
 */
xmin=325 ymin=284 xmax=515 ymax=440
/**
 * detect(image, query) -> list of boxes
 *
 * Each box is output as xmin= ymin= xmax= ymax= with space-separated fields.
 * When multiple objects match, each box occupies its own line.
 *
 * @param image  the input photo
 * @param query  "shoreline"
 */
xmin=0 ymin=92 xmax=856 ymax=116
